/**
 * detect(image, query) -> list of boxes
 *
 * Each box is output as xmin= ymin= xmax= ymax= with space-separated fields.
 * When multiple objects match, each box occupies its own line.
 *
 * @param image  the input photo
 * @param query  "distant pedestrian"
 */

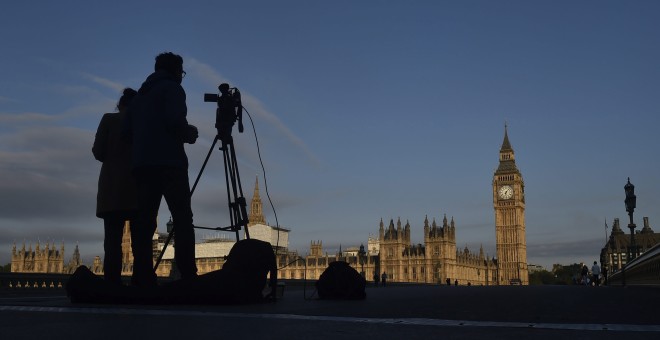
xmin=381 ymin=272 xmax=388 ymax=287
xmin=591 ymin=261 xmax=601 ymax=286
xmin=454 ymin=279 xmax=458 ymax=286
xmin=373 ymin=272 xmax=380 ymax=286
xmin=581 ymin=264 xmax=589 ymax=286
xmin=446 ymin=278 xmax=451 ymax=286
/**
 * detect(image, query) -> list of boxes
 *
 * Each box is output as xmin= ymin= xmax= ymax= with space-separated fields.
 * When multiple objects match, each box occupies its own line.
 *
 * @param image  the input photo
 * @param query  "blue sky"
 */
xmin=1 ymin=1 xmax=659 ymax=269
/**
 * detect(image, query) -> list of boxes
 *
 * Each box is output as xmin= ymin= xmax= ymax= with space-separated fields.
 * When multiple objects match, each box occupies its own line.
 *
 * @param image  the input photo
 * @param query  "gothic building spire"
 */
xmin=248 ymin=176 xmax=266 ymax=226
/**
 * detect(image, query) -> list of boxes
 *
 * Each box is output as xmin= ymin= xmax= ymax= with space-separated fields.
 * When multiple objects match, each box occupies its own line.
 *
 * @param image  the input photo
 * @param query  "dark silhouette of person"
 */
xmin=92 ymin=88 xmax=138 ymax=285
xmin=446 ymin=278 xmax=451 ymax=286
xmin=373 ymin=271 xmax=380 ymax=286
xmin=581 ymin=264 xmax=589 ymax=286
xmin=124 ymin=52 xmax=199 ymax=287
xmin=591 ymin=261 xmax=601 ymax=286
xmin=381 ymin=271 xmax=387 ymax=287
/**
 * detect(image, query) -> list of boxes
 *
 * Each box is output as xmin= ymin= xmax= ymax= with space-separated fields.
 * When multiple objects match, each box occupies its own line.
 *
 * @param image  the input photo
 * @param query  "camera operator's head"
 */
xmin=219 ymin=83 xmax=230 ymax=95
xmin=155 ymin=52 xmax=185 ymax=83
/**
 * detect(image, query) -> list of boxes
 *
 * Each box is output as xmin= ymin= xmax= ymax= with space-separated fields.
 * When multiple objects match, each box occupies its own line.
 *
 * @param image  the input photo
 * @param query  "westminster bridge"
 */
xmin=1 ymin=247 xmax=659 ymax=340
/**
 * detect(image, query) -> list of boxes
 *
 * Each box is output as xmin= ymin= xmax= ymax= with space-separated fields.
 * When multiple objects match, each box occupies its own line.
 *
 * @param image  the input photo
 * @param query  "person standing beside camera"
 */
xmin=124 ymin=52 xmax=199 ymax=287
xmin=92 ymin=88 xmax=138 ymax=285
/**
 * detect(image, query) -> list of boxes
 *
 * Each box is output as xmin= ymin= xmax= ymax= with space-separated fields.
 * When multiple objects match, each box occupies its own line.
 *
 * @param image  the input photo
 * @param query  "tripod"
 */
xmin=154 ymin=85 xmax=250 ymax=272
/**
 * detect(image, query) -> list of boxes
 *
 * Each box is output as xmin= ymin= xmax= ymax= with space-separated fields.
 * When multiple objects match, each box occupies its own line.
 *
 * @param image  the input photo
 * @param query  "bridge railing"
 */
xmin=0 ymin=272 xmax=70 ymax=289
xmin=608 ymin=242 xmax=660 ymax=286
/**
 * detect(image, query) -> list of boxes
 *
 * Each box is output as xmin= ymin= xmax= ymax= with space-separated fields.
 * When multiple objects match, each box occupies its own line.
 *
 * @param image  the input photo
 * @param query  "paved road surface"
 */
xmin=1 ymin=284 xmax=659 ymax=339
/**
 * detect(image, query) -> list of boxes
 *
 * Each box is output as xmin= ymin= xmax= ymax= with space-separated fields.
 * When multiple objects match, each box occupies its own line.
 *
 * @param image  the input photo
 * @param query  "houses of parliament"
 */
xmin=11 ymin=128 xmax=529 ymax=285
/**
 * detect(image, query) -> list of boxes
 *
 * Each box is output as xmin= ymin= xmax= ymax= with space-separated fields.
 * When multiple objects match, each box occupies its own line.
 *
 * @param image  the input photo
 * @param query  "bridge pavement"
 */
xmin=1 ymin=284 xmax=659 ymax=339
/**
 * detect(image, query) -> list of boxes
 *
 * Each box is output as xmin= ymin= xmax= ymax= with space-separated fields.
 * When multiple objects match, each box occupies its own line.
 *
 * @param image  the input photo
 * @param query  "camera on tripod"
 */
xmin=204 ymin=83 xmax=243 ymax=142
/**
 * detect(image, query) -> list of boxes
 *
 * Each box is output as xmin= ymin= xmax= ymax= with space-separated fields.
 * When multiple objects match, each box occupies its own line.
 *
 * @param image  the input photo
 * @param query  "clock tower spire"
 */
xmin=493 ymin=125 xmax=528 ymax=285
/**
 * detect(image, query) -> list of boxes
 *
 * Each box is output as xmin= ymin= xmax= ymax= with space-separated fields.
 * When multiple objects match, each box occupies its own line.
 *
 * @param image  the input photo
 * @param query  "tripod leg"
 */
xmin=228 ymin=142 xmax=250 ymax=239
xmin=191 ymin=136 xmax=219 ymax=195
xmin=222 ymin=138 xmax=250 ymax=240
xmin=154 ymin=229 xmax=174 ymax=271
xmin=221 ymin=140 xmax=239 ymax=240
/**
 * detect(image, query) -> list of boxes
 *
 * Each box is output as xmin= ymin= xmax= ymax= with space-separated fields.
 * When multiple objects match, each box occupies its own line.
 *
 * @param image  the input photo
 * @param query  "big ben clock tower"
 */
xmin=493 ymin=125 xmax=528 ymax=285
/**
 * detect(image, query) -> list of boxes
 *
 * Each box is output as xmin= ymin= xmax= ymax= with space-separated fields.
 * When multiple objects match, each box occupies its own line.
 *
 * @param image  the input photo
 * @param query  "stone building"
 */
xmin=374 ymin=127 xmax=528 ymax=285
xmin=12 ymin=241 xmax=63 ymax=273
xmin=492 ymin=126 xmax=529 ymax=284
xmin=600 ymin=217 xmax=660 ymax=272
xmin=378 ymin=216 xmax=496 ymax=285
xmin=11 ymin=128 xmax=530 ymax=286
xmin=11 ymin=240 xmax=85 ymax=275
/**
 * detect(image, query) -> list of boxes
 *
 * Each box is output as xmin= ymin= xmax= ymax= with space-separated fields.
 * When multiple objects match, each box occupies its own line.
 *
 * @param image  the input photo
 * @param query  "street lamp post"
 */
xmin=358 ymin=244 xmax=366 ymax=278
xmin=624 ymin=178 xmax=637 ymax=262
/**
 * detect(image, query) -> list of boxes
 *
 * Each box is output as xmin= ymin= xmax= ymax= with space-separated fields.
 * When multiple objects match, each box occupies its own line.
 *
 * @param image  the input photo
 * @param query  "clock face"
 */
xmin=498 ymin=185 xmax=513 ymax=199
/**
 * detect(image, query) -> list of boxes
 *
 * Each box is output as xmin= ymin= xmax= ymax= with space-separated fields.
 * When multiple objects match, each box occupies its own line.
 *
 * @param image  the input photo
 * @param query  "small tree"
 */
xmin=528 ymin=270 xmax=555 ymax=285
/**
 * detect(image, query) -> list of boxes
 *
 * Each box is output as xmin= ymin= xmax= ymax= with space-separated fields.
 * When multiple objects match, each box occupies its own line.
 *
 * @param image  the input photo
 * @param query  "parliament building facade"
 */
xmin=12 ymin=128 xmax=530 ymax=285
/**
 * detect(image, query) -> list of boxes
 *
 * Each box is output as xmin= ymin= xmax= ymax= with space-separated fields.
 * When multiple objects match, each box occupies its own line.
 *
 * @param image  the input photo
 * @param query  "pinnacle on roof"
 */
xmin=496 ymin=124 xmax=519 ymax=174
xmin=500 ymin=123 xmax=513 ymax=152
xmin=253 ymin=176 xmax=261 ymax=198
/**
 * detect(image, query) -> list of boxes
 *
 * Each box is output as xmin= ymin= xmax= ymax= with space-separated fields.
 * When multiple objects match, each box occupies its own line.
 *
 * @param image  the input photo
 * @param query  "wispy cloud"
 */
xmin=0 ymin=112 xmax=59 ymax=124
xmin=0 ymin=96 xmax=15 ymax=103
xmin=0 ymin=126 xmax=97 ymax=220
xmin=81 ymin=73 xmax=126 ymax=93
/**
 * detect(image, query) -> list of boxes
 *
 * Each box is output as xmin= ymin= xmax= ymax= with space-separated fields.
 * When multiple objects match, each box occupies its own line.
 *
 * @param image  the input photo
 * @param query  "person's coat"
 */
xmin=93 ymin=111 xmax=138 ymax=218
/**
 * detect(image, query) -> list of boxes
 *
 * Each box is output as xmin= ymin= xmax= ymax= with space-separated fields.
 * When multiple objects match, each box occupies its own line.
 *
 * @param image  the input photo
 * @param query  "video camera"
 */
xmin=204 ymin=83 xmax=243 ymax=141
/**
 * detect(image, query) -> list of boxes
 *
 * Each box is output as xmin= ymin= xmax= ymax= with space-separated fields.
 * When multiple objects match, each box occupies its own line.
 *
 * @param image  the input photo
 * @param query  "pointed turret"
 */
xmin=405 ymin=220 xmax=411 ymax=241
xmin=385 ymin=219 xmax=395 ymax=240
xmin=69 ymin=244 xmax=82 ymax=268
xmin=247 ymin=176 xmax=266 ymax=226
xmin=611 ymin=218 xmax=624 ymax=236
xmin=379 ymin=218 xmax=385 ymax=239
xmin=641 ymin=217 xmax=654 ymax=234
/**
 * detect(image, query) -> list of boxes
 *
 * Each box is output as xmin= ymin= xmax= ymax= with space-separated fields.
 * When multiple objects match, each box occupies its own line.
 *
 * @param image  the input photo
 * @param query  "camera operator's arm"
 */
xmin=183 ymin=124 xmax=198 ymax=144
xmin=163 ymin=83 xmax=196 ymax=144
